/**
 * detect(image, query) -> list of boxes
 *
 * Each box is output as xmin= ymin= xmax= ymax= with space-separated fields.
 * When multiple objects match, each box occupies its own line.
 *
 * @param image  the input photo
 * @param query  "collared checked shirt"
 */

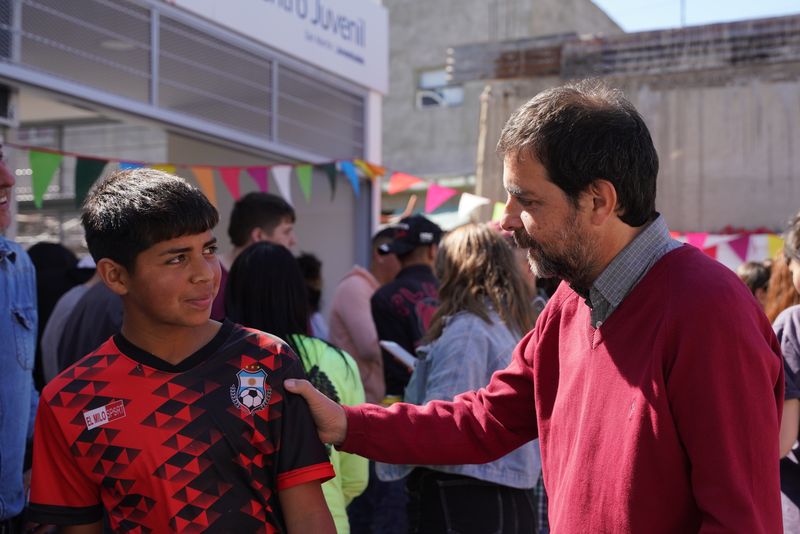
xmin=580 ymin=214 xmax=682 ymax=328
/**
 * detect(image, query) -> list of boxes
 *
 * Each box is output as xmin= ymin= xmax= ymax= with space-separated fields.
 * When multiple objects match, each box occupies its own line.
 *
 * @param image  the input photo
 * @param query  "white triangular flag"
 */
xmin=458 ymin=192 xmax=491 ymax=219
xmin=271 ymin=165 xmax=293 ymax=205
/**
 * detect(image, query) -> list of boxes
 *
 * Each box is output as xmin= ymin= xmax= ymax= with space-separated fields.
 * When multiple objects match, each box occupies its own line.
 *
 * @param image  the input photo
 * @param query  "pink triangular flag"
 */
xmin=684 ymin=232 xmax=707 ymax=250
xmin=388 ymin=172 xmax=423 ymax=195
xmin=220 ymin=167 xmax=241 ymax=200
xmin=425 ymin=184 xmax=458 ymax=213
xmin=727 ymin=235 xmax=750 ymax=262
xmin=247 ymin=167 xmax=269 ymax=192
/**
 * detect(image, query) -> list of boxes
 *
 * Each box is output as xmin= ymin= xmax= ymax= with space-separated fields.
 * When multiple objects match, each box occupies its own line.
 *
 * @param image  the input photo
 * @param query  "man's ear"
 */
xmin=96 ymin=258 xmax=131 ymax=296
xmin=586 ymin=179 xmax=618 ymax=225
xmin=427 ymin=244 xmax=439 ymax=263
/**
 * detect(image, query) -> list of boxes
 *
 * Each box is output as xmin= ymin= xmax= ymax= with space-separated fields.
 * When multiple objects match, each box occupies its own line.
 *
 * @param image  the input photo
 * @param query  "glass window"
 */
xmin=415 ymin=68 xmax=463 ymax=109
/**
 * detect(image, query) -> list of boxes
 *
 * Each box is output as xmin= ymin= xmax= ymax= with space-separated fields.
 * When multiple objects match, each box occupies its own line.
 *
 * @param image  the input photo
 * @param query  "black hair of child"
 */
xmin=81 ymin=168 xmax=219 ymax=271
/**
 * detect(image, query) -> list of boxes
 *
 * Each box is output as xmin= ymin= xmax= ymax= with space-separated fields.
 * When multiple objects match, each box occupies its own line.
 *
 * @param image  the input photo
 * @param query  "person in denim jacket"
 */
xmin=0 ymin=147 xmax=39 ymax=533
xmin=379 ymin=223 xmax=540 ymax=534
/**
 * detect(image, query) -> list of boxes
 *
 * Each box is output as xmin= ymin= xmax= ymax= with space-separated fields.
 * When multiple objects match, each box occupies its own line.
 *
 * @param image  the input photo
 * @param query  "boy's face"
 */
xmin=265 ymin=217 xmax=296 ymax=249
xmin=123 ymin=230 xmax=221 ymax=329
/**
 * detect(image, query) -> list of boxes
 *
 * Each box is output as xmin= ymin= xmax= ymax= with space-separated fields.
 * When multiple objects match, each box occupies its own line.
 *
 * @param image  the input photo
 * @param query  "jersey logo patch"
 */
xmin=231 ymin=364 xmax=271 ymax=414
xmin=83 ymin=400 xmax=126 ymax=430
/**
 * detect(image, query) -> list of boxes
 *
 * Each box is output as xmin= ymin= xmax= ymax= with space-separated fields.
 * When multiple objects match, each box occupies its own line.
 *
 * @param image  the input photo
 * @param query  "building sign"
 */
xmin=170 ymin=0 xmax=388 ymax=94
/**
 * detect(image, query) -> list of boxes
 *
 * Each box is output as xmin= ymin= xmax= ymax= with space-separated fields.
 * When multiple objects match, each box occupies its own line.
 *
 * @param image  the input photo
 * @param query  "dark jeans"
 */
xmin=406 ymin=468 xmax=537 ymax=534
xmin=348 ymin=461 xmax=409 ymax=534
xmin=0 ymin=512 xmax=24 ymax=534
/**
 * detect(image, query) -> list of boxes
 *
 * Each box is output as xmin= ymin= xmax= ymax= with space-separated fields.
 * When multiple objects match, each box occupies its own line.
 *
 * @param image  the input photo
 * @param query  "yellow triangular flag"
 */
xmin=190 ymin=166 xmax=217 ymax=207
xmin=152 ymin=164 xmax=177 ymax=174
xmin=354 ymin=159 xmax=375 ymax=179
xmin=767 ymin=234 xmax=784 ymax=259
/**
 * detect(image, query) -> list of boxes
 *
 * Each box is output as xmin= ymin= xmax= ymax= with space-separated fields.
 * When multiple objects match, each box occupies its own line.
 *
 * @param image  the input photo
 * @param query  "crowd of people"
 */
xmin=1 ymin=79 xmax=799 ymax=533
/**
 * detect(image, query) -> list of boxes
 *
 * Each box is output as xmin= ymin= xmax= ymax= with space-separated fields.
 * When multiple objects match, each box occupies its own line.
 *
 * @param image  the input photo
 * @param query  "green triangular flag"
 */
xmin=492 ymin=201 xmax=505 ymax=221
xmin=317 ymin=163 xmax=337 ymax=200
xmin=296 ymin=165 xmax=313 ymax=203
xmin=29 ymin=150 xmax=64 ymax=208
xmin=74 ymin=157 xmax=108 ymax=208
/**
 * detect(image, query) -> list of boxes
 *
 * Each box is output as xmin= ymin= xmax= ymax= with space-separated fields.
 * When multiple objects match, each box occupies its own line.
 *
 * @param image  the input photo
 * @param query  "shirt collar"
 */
xmin=0 ymin=237 xmax=17 ymax=263
xmin=581 ymin=214 xmax=682 ymax=323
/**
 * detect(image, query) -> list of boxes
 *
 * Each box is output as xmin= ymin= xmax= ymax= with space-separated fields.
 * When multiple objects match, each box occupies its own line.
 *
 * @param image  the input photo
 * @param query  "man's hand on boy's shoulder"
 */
xmin=284 ymin=379 xmax=347 ymax=445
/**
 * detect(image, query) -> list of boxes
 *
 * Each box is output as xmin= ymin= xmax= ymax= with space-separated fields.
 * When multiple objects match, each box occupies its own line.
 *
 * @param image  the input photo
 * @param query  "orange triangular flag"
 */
xmin=190 ymin=167 xmax=217 ymax=207
xmin=388 ymin=172 xmax=423 ymax=195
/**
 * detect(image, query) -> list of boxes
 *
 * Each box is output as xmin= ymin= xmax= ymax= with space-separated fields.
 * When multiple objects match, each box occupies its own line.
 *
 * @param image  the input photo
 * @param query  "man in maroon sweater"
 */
xmin=286 ymin=80 xmax=784 ymax=533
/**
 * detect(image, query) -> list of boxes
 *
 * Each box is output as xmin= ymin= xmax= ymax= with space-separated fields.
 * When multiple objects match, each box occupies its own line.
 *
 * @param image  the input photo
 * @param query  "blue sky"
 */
xmin=592 ymin=0 xmax=800 ymax=32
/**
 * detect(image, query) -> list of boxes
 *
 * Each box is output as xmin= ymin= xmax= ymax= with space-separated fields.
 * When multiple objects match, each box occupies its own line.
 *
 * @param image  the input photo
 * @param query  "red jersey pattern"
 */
xmin=29 ymin=321 xmax=334 ymax=533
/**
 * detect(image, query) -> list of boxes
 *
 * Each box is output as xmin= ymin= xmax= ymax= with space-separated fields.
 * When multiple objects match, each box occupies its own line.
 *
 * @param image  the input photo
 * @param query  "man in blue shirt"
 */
xmin=0 ymin=146 xmax=39 ymax=533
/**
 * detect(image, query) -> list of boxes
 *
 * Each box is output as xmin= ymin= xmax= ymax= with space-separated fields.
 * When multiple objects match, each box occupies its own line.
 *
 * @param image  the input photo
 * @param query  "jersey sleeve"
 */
xmin=274 ymin=354 xmax=334 ymax=491
xmin=28 ymin=398 xmax=103 ymax=525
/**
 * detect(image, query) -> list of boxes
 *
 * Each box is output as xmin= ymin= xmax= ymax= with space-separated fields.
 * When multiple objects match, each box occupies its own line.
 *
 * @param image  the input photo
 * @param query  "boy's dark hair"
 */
xmin=784 ymin=211 xmax=800 ymax=263
xmin=736 ymin=261 xmax=771 ymax=295
xmin=228 ymin=192 xmax=295 ymax=247
xmin=81 ymin=168 xmax=219 ymax=271
xmin=297 ymin=252 xmax=323 ymax=312
xmin=497 ymin=79 xmax=658 ymax=227
xmin=226 ymin=242 xmax=309 ymax=344
xmin=225 ymin=242 xmax=348 ymax=373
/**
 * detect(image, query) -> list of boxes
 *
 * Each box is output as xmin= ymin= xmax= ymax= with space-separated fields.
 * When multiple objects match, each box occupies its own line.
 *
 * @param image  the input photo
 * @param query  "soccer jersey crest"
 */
xmin=230 ymin=364 xmax=271 ymax=413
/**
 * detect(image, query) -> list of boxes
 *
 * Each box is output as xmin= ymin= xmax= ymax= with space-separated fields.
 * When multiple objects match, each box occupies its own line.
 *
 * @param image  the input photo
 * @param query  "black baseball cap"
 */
xmin=378 ymin=215 xmax=443 ymax=256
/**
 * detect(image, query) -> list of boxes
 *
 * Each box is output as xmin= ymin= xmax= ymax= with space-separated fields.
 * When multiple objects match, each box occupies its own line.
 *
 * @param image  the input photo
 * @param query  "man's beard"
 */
xmin=512 ymin=219 xmax=597 ymax=288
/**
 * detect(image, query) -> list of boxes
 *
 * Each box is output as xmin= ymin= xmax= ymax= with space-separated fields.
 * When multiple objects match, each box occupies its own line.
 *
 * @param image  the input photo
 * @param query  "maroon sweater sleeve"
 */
xmin=664 ymin=270 xmax=783 ymax=533
xmin=339 ymin=330 xmax=539 ymax=465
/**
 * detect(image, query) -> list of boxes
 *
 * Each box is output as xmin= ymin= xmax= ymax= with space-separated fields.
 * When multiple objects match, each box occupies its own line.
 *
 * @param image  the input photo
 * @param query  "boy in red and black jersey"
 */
xmin=28 ymin=168 xmax=335 ymax=533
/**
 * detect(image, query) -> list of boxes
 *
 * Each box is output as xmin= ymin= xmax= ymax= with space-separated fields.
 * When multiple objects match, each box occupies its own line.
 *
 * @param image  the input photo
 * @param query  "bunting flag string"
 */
xmin=12 ymin=143 xmax=784 ymax=267
xmin=672 ymin=232 xmax=784 ymax=272
xmin=7 ymin=143 xmax=388 ymax=210
xmin=11 ymin=143 xmax=498 ymax=217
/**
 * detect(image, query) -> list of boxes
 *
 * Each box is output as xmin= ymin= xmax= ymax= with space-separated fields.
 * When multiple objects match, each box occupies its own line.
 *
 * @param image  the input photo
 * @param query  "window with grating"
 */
xmin=277 ymin=65 xmax=364 ymax=159
xmin=158 ymin=15 xmax=273 ymax=139
xmin=19 ymin=0 xmax=151 ymax=102
xmin=0 ymin=0 xmax=11 ymax=60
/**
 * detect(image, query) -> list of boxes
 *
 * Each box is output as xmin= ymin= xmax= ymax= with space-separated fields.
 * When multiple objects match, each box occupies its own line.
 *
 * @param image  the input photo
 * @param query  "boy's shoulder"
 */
xmin=229 ymin=323 xmax=302 ymax=367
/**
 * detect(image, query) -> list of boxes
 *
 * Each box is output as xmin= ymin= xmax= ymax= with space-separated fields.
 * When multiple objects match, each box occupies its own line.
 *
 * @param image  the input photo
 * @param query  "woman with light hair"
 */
xmin=379 ymin=223 xmax=540 ymax=534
